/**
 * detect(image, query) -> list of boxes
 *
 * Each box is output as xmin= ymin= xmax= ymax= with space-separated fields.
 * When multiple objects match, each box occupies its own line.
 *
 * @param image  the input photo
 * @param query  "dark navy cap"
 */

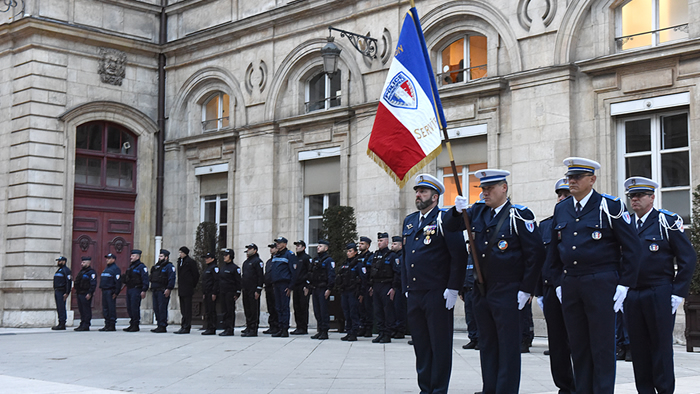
xmin=245 ymin=243 xmax=258 ymax=250
xmin=202 ymin=252 xmax=215 ymax=259
xmin=267 ymin=243 xmax=276 ymax=248
xmin=222 ymin=248 xmax=235 ymax=258
xmin=318 ymin=239 xmax=330 ymax=246
xmin=391 ymin=236 xmax=402 ymax=243
xmin=104 ymin=253 xmax=116 ymax=259
xmin=346 ymin=242 xmax=357 ymax=250
xmin=55 ymin=256 xmax=67 ymax=262
xmin=81 ymin=256 xmax=92 ymax=261
xmin=377 ymin=232 xmax=389 ymax=239
xmin=160 ymin=249 xmax=170 ymax=256
xmin=274 ymin=237 xmax=288 ymax=244
xmin=293 ymin=240 xmax=306 ymax=247
xmin=131 ymin=249 xmax=142 ymax=255
xmin=359 ymin=236 xmax=372 ymax=244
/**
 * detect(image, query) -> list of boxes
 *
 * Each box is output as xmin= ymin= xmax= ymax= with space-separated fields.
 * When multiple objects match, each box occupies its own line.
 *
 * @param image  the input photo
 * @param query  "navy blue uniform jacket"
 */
xmin=53 ymin=266 xmax=72 ymax=292
xmin=100 ymin=263 xmax=122 ymax=294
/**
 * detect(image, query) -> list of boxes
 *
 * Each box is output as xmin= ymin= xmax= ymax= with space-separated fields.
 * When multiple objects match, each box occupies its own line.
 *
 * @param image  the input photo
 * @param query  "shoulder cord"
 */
xmin=509 ymin=207 xmax=537 ymax=236
xmin=658 ymin=212 xmax=685 ymax=240
xmin=599 ymin=198 xmax=626 ymax=229
xmin=437 ymin=210 xmax=444 ymax=236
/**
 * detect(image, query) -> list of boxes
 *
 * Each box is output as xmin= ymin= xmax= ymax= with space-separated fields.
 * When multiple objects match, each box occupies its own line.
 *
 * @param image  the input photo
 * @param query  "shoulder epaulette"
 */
xmin=555 ymin=195 xmax=572 ymax=205
xmin=601 ymin=193 xmax=620 ymax=202
xmin=512 ymin=204 xmax=530 ymax=211
xmin=473 ymin=200 xmax=486 ymax=205
xmin=659 ymin=208 xmax=678 ymax=217
xmin=540 ymin=216 xmax=553 ymax=222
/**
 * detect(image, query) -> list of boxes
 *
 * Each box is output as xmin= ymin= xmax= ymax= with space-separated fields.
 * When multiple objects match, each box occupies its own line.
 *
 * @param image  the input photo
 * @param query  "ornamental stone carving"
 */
xmin=98 ymin=47 xmax=127 ymax=86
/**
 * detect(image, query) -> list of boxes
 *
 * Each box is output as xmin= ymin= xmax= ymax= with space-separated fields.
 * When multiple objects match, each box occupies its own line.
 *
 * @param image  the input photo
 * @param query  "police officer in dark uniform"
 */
xmin=337 ymin=242 xmax=362 ymax=341
xmin=356 ymin=236 xmax=374 ymax=337
xmin=219 ymin=248 xmax=242 ymax=336
xmin=99 ymin=253 xmax=121 ymax=332
xmin=270 ymin=237 xmax=297 ymax=337
xmin=263 ymin=243 xmax=279 ymax=335
xmin=548 ymin=157 xmax=641 ymax=393
xmin=241 ymin=244 xmax=264 ymax=337
xmin=460 ymin=253 xmax=479 ymax=350
xmin=391 ymin=235 xmax=407 ymax=339
xmin=201 ymin=252 xmax=220 ymax=335
xmin=403 ymin=174 xmax=467 ymax=394
xmin=370 ymin=232 xmax=398 ymax=344
xmin=307 ymin=239 xmax=336 ymax=340
xmin=74 ymin=256 xmax=97 ymax=331
xmin=175 ymin=246 xmax=200 ymax=334
xmin=291 ymin=240 xmax=311 ymax=335
xmin=450 ymin=169 xmax=545 ymax=394
xmin=52 ymin=256 xmax=71 ymax=330
xmin=623 ymin=176 xmax=696 ymax=394
xmin=122 ymin=249 xmax=149 ymax=332
xmin=537 ymin=178 xmax=575 ymax=393
xmin=150 ymin=249 xmax=176 ymax=333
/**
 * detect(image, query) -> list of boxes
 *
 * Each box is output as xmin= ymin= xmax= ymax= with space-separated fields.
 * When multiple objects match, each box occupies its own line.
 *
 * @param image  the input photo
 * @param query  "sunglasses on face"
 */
xmin=566 ymin=173 xmax=592 ymax=181
xmin=628 ymin=192 xmax=653 ymax=199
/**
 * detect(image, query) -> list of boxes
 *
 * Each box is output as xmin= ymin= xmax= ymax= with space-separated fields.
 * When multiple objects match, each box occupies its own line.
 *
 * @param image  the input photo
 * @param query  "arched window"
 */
xmin=202 ymin=92 xmax=230 ymax=131
xmin=75 ymin=121 xmax=137 ymax=191
xmin=305 ymin=71 xmax=341 ymax=112
xmin=616 ymin=0 xmax=688 ymax=51
xmin=438 ymin=35 xmax=487 ymax=86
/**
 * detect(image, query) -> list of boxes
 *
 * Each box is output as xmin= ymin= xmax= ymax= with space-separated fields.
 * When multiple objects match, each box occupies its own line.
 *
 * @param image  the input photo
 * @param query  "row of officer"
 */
xmin=305 ymin=240 xmax=335 ymax=340
xmin=73 ymin=257 xmax=97 ymax=331
xmin=149 ymin=250 xmax=176 ymax=333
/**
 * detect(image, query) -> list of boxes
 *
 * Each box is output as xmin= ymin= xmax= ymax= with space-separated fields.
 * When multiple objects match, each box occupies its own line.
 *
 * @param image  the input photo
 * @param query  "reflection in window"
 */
xmin=617 ymin=0 xmax=688 ymax=51
xmin=438 ymin=35 xmax=487 ymax=86
xmin=202 ymin=93 xmax=230 ymax=132
xmin=306 ymin=71 xmax=341 ymax=112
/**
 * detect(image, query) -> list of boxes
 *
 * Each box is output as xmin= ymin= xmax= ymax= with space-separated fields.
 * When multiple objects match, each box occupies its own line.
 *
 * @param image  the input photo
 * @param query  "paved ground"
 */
xmin=1 ymin=323 xmax=699 ymax=393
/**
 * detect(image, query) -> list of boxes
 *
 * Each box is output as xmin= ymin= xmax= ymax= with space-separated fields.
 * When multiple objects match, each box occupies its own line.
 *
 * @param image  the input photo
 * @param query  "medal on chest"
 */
xmin=498 ymin=240 xmax=508 ymax=250
xmin=423 ymin=225 xmax=437 ymax=245
xmin=591 ymin=231 xmax=602 ymax=240
xmin=649 ymin=243 xmax=659 ymax=252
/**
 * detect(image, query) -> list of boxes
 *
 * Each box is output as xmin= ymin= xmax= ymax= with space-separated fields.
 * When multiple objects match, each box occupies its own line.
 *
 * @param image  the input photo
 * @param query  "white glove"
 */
xmin=517 ymin=291 xmax=530 ymax=310
xmin=443 ymin=288 xmax=459 ymax=310
xmin=536 ymin=296 xmax=544 ymax=312
xmin=405 ymin=292 xmax=409 ymax=299
xmin=454 ymin=195 xmax=468 ymax=213
xmin=671 ymin=295 xmax=683 ymax=314
xmin=556 ymin=286 xmax=562 ymax=304
xmin=613 ymin=285 xmax=629 ymax=313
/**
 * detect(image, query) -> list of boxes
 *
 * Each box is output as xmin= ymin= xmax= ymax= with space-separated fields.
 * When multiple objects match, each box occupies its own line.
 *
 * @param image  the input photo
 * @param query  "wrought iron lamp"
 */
xmin=321 ymin=26 xmax=378 ymax=75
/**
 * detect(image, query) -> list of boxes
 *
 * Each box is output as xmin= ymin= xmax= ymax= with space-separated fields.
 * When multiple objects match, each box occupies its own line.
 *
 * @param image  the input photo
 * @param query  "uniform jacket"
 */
xmin=547 ymin=191 xmax=641 ymax=288
xmin=294 ymin=251 xmax=311 ymax=288
xmin=370 ymin=247 xmax=399 ymax=285
xmin=270 ymin=248 xmax=298 ymax=284
xmin=53 ymin=265 xmax=72 ymax=293
xmin=124 ymin=259 xmax=149 ymax=292
xmin=99 ymin=262 xmax=121 ymax=293
xmin=634 ymin=208 xmax=697 ymax=296
xmin=307 ymin=251 xmax=336 ymax=289
xmin=75 ymin=267 xmax=97 ymax=295
xmin=392 ymin=252 xmax=403 ymax=290
xmin=536 ymin=216 xmax=554 ymax=295
xmin=401 ymin=206 xmax=468 ymax=292
xmin=220 ymin=261 xmax=242 ymax=295
xmin=242 ymin=253 xmax=264 ymax=292
xmin=357 ymin=250 xmax=373 ymax=292
xmin=177 ymin=255 xmax=200 ymax=297
xmin=150 ymin=260 xmax=176 ymax=291
xmin=201 ymin=261 xmax=220 ymax=295
xmin=336 ymin=255 xmax=361 ymax=293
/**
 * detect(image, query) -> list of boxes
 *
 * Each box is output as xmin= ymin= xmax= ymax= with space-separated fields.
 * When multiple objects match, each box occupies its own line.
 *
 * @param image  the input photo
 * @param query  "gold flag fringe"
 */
xmin=366 ymin=145 xmax=443 ymax=189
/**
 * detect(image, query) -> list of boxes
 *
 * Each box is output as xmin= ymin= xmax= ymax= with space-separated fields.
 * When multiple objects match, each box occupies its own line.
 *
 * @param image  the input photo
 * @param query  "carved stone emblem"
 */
xmin=98 ymin=47 xmax=127 ymax=86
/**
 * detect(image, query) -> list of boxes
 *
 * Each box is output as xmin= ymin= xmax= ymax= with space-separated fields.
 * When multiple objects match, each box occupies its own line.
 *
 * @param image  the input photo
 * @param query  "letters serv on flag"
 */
xmin=367 ymin=7 xmax=446 ymax=188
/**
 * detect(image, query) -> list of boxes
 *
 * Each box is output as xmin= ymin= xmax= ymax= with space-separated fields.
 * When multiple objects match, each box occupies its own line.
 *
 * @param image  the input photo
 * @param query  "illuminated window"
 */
xmin=440 ymin=163 xmax=488 ymax=207
xmin=616 ymin=0 xmax=688 ymax=51
xmin=437 ymin=35 xmax=487 ymax=86
xmin=305 ymin=71 xmax=342 ymax=112
xmin=202 ymin=92 xmax=230 ymax=131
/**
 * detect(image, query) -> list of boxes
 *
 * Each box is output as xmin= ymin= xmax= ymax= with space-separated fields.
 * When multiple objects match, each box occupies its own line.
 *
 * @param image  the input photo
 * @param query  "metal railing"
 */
xmin=201 ymin=117 xmax=229 ymax=132
xmin=615 ymin=23 xmax=689 ymax=50
xmin=437 ymin=64 xmax=487 ymax=86
xmin=305 ymin=95 xmax=342 ymax=113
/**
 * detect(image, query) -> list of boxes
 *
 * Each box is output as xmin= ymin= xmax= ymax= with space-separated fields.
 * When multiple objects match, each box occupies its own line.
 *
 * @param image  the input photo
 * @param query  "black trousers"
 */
xmin=179 ymin=295 xmax=193 ymax=330
xmin=243 ymin=288 xmax=260 ymax=332
xmin=373 ymin=282 xmax=396 ymax=337
xmin=360 ymin=288 xmax=374 ymax=331
xmin=542 ymin=285 xmax=575 ymax=394
xmin=203 ymin=293 xmax=217 ymax=330
xmin=101 ymin=289 xmax=117 ymax=325
xmin=152 ymin=289 xmax=169 ymax=328
xmin=77 ymin=293 xmax=92 ymax=327
xmin=221 ymin=291 xmax=237 ymax=331
xmin=292 ymin=286 xmax=310 ymax=331
xmin=264 ymin=285 xmax=278 ymax=331
xmin=54 ymin=289 xmax=67 ymax=324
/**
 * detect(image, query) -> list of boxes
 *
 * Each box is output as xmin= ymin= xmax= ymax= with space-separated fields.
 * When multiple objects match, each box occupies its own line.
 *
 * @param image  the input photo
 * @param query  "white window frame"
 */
xmin=200 ymin=193 xmax=228 ymax=244
xmin=615 ymin=109 xmax=691 ymax=220
xmin=438 ymin=163 xmax=487 ymax=207
xmin=437 ymin=34 xmax=487 ymax=87
xmin=615 ymin=0 xmax=689 ymax=51
xmin=201 ymin=92 xmax=229 ymax=132
xmin=305 ymin=72 xmax=341 ymax=112
xmin=304 ymin=193 xmax=339 ymax=256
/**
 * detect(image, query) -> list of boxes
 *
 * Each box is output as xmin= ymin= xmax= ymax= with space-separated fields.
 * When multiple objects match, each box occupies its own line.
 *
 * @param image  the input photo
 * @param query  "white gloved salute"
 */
xmin=517 ymin=291 xmax=530 ymax=310
xmin=671 ymin=295 xmax=683 ymax=314
xmin=556 ymin=286 xmax=562 ymax=304
xmin=612 ymin=285 xmax=628 ymax=313
xmin=454 ymin=195 xmax=469 ymax=213
xmin=443 ymin=288 xmax=459 ymax=310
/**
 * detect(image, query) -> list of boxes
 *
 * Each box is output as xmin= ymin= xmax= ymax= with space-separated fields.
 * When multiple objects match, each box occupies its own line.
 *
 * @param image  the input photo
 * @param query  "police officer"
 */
xmin=291 ymin=240 xmax=311 ymax=335
xmin=623 ymin=176 xmax=696 ymax=393
xmin=241 ymin=244 xmax=264 ymax=337
xmin=370 ymin=232 xmax=398 ymax=344
xmin=175 ymin=246 xmax=200 ymax=334
xmin=337 ymin=243 xmax=362 ymax=341
xmin=391 ymin=235 xmax=407 ymax=339
xmin=403 ymin=174 xmax=467 ymax=394
xmin=51 ymin=256 xmax=71 ymax=330
xmin=356 ymin=236 xmax=374 ymax=337
xmin=99 ymin=253 xmax=121 ymax=332
xmin=201 ymin=252 xmax=220 ymax=335
xmin=262 ymin=243 xmax=279 ymax=335
xmin=122 ymin=249 xmax=149 ymax=332
xmin=460 ymin=253 xmax=479 ymax=350
xmin=538 ymin=178 xmax=575 ymax=393
xmin=219 ymin=248 xmax=242 ymax=336
xmin=307 ymin=239 xmax=336 ymax=340
xmin=451 ymin=169 xmax=545 ymax=394
xmin=150 ymin=249 xmax=176 ymax=333
xmin=548 ymin=157 xmax=641 ymax=393
xmin=74 ymin=256 xmax=97 ymax=331
xmin=270 ymin=237 xmax=297 ymax=337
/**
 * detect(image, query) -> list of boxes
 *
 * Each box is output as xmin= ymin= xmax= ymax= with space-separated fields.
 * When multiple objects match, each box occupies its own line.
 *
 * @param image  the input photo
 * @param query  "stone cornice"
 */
xmin=505 ymin=65 xmax=577 ymax=90
xmin=168 ymin=128 xmax=239 ymax=147
xmin=437 ymin=77 xmax=507 ymax=99
xmin=277 ymin=107 xmax=354 ymax=130
xmin=576 ymin=38 xmax=700 ymax=74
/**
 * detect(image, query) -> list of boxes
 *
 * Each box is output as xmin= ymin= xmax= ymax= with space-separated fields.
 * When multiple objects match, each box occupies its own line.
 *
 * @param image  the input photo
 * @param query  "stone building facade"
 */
xmin=0 ymin=0 xmax=697 ymax=328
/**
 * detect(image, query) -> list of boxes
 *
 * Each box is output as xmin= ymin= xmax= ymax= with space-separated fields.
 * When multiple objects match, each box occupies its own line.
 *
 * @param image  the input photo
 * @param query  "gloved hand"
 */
xmin=443 ymin=288 xmax=459 ymax=310
xmin=671 ymin=295 xmax=684 ymax=314
xmin=556 ymin=286 xmax=562 ymax=304
xmin=613 ymin=285 xmax=629 ymax=313
xmin=455 ymin=195 xmax=468 ymax=213
xmin=536 ymin=296 xmax=544 ymax=312
xmin=405 ymin=292 xmax=408 ymax=299
xmin=517 ymin=291 xmax=530 ymax=310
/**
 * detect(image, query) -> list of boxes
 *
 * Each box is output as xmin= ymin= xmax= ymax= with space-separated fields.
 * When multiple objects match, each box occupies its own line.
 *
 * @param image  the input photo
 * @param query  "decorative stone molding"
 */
xmin=98 ymin=48 xmax=127 ymax=86
xmin=517 ymin=0 xmax=557 ymax=31
xmin=245 ymin=61 xmax=268 ymax=94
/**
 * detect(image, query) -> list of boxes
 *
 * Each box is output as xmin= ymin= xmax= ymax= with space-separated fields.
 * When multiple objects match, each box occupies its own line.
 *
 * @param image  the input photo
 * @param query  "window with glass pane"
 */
xmin=201 ymin=194 xmax=228 ymax=247
xmin=617 ymin=0 xmax=688 ymax=51
xmin=306 ymin=71 xmax=342 ymax=112
xmin=75 ymin=121 xmax=137 ymax=191
xmin=441 ymin=163 xmax=488 ymax=206
xmin=305 ymin=192 xmax=341 ymax=255
xmin=439 ymin=35 xmax=487 ymax=86
xmin=619 ymin=111 xmax=690 ymax=222
xmin=202 ymin=93 xmax=230 ymax=132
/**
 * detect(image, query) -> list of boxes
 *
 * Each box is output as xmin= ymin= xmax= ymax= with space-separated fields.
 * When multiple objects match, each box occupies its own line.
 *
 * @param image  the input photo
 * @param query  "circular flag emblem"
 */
xmin=498 ymin=240 xmax=508 ymax=250
xmin=649 ymin=243 xmax=659 ymax=252
xmin=592 ymin=231 xmax=602 ymax=240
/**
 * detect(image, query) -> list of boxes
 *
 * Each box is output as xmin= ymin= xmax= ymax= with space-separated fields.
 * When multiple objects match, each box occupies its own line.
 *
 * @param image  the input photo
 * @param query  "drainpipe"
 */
xmin=155 ymin=0 xmax=167 ymax=264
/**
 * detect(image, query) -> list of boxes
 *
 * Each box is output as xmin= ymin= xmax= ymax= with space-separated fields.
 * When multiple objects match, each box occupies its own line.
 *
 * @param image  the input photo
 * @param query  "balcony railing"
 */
xmin=437 ymin=64 xmax=487 ymax=87
xmin=202 ymin=117 xmax=230 ymax=132
xmin=305 ymin=95 xmax=342 ymax=113
xmin=615 ymin=23 xmax=689 ymax=50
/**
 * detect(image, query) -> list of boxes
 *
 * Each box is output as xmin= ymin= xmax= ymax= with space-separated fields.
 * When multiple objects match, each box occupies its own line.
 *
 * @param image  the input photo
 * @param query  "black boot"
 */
xmin=51 ymin=323 xmax=66 ymax=331
xmin=318 ymin=331 xmax=328 ymax=340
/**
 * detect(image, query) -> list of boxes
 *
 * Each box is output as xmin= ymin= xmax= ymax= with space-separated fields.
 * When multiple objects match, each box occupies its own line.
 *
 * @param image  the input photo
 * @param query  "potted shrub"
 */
xmin=685 ymin=185 xmax=700 ymax=352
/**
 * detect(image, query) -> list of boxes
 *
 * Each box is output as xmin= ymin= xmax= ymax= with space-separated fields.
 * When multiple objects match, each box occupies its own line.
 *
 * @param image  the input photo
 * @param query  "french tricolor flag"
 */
xmin=367 ymin=7 xmax=447 ymax=188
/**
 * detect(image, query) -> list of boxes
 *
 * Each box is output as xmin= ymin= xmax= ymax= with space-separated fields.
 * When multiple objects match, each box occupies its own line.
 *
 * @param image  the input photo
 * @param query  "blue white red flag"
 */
xmin=367 ymin=7 xmax=447 ymax=188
